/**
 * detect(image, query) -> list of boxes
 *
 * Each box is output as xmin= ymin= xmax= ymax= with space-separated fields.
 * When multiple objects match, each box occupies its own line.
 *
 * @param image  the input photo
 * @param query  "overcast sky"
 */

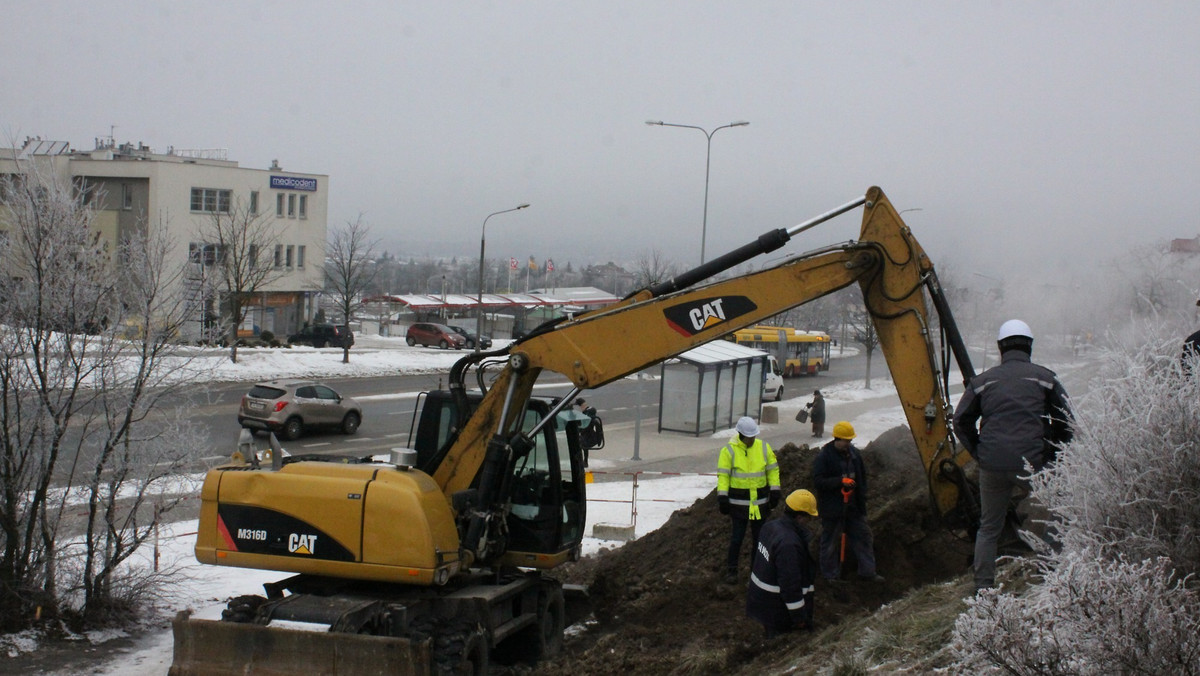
xmin=5 ymin=2 xmax=1199 ymax=291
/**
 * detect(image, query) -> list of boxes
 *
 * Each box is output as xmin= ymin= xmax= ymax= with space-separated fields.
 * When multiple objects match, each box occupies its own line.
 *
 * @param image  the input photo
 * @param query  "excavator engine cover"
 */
xmin=194 ymin=460 xmax=463 ymax=585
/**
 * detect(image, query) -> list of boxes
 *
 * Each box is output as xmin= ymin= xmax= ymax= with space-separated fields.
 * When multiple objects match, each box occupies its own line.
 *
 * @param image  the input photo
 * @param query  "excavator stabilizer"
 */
xmin=168 ymin=611 xmax=431 ymax=676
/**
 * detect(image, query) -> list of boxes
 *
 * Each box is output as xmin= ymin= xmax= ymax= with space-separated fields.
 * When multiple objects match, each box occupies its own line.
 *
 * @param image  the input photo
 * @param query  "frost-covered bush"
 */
xmin=950 ymin=323 xmax=1200 ymax=674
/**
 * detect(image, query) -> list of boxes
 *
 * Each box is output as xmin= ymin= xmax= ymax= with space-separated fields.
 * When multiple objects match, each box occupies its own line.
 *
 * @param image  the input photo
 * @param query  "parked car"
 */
xmin=448 ymin=325 xmax=493 ymax=350
xmin=238 ymin=379 xmax=362 ymax=440
xmin=406 ymin=322 xmax=467 ymax=349
xmin=287 ymin=324 xmax=354 ymax=349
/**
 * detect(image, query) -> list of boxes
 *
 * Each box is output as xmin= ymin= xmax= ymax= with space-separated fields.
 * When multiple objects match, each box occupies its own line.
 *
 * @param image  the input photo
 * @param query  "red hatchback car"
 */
xmin=405 ymin=322 xmax=467 ymax=349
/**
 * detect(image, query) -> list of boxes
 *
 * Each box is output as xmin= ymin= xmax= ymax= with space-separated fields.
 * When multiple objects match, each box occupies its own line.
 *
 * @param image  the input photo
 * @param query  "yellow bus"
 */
xmin=727 ymin=325 xmax=832 ymax=377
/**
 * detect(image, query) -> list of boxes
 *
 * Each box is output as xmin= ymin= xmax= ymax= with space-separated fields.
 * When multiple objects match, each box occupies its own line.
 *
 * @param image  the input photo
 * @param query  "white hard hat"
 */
xmin=735 ymin=416 xmax=760 ymax=437
xmin=997 ymin=319 xmax=1033 ymax=342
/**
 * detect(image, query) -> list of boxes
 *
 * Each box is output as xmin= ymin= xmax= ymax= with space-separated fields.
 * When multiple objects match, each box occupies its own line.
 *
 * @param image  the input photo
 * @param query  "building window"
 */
xmin=249 ymin=244 xmax=259 ymax=269
xmin=287 ymin=194 xmax=296 ymax=218
xmin=274 ymin=244 xmax=283 ymax=268
xmin=189 ymin=242 xmax=222 ymax=266
xmin=249 ymin=191 xmax=259 ymax=215
xmin=286 ymin=244 xmax=295 ymax=268
xmin=122 ymin=184 xmax=133 ymax=210
xmin=190 ymin=188 xmax=231 ymax=213
xmin=297 ymin=245 xmax=306 ymax=268
xmin=298 ymin=195 xmax=307 ymax=219
xmin=276 ymin=193 xmax=285 ymax=217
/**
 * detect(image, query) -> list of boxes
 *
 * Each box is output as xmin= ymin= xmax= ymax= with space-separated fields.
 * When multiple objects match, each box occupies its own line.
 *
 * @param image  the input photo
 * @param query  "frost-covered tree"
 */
xmin=950 ymin=324 xmax=1200 ymax=674
xmin=0 ymin=159 xmax=205 ymax=631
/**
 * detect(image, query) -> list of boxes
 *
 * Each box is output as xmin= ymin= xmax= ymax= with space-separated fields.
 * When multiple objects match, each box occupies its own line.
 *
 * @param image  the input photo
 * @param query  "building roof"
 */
xmin=528 ymin=286 xmax=623 ymax=305
xmin=362 ymin=292 xmax=601 ymax=311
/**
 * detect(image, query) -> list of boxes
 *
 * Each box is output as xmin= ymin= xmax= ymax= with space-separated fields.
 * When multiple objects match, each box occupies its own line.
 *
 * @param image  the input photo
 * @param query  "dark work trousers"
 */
xmin=727 ymin=516 xmax=766 ymax=576
xmin=818 ymin=512 xmax=877 ymax=579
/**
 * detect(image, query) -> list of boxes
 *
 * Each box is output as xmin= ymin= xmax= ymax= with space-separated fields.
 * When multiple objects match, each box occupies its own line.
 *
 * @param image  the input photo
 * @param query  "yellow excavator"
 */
xmin=170 ymin=187 xmax=979 ymax=675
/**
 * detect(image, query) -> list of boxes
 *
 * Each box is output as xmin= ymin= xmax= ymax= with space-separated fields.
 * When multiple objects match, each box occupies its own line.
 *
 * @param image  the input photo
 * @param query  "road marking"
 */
xmin=356 ymin=381 xmax=574 ymax=402
xmin=302 ymin=442 xmax=332 ymax=448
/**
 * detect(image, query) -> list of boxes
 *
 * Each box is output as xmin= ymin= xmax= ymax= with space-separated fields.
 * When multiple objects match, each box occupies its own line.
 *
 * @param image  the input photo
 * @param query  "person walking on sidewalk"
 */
xmin=805 ymin=390 xmax=826 ymax=438
xmin=716 ymin=416 xmax=782 ymax=584
xmin=812 ymin=421 xmax=883 ymax=583
xmin=953 ymin=319 xmax=1073 ymax=592
xmin=746 ymin=489 xmax=819 ymax=637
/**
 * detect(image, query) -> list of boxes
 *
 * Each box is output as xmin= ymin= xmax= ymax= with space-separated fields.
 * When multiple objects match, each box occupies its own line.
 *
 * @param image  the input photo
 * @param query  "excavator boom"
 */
xmin=442 ymin=187 xmax=978 ymax=551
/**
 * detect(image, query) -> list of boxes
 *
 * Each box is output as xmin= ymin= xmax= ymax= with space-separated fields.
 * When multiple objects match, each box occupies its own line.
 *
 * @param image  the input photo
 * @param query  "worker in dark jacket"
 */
xmin=953 ymin=319 xmax=1073 ymax=592
xmin=1183 ymin=295 xmax=1200 ymax=374
xmin=805 ymin=390 xmax=826 ymax=438
xmin=812 ymin=421 xmax=883 ymax=582
xmin=747 ymin=489 xmax=818 ymax=637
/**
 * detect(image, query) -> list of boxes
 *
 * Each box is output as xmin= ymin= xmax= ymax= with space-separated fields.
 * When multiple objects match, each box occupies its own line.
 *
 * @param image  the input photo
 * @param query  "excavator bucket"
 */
xmin=168 ymin=611 xmax=431 ymax=676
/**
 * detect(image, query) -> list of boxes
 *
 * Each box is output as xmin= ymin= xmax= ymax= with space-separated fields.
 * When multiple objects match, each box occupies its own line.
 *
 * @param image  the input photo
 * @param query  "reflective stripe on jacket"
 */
xmin=717 ymin=436 xmax=780 ymax=520
xmin=746 ymin=515 xmax=815 ymax=631
xmin=952 ymin=350 xmax=1074 ymax=472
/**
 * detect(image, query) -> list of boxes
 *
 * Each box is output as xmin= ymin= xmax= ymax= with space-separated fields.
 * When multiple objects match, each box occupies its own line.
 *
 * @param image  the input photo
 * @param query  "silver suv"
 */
xmin=238 ymin=379 xmax=363 ymax=440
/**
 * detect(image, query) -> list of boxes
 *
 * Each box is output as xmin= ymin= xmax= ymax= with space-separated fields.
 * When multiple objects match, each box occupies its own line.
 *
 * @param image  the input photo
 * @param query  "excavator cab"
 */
xmin=410 ymin=390 xmax=587 ymax=567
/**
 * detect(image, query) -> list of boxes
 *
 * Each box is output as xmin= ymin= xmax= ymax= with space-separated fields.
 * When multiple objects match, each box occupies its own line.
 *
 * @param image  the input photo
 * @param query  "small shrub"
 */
xmin=260 ymin=330 xmax=275 ymax=343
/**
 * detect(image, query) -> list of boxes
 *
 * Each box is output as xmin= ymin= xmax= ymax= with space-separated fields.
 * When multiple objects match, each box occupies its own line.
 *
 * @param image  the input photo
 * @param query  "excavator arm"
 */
xmin=439 ymin=187 xmax=979 ymax=565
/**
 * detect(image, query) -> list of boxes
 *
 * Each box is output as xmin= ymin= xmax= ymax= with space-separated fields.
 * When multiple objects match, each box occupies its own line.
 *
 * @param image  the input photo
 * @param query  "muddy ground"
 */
xmin=532 ymin=426 xmax=974 ymax=676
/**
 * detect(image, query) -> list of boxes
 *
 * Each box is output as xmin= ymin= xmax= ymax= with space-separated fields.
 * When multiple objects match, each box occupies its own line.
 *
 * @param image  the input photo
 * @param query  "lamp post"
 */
xmin=646 ymin=119 xmax=749 ymax=264
xmin=477 ymin=203 xmax=530 ymax=353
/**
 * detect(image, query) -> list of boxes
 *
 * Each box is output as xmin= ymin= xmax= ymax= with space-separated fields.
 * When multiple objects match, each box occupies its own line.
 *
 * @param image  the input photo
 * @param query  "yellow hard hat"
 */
xmin=785 ymin=489 xmax=818 ymax=516
xmin=832 ymin=421 xmax=856 ymax=440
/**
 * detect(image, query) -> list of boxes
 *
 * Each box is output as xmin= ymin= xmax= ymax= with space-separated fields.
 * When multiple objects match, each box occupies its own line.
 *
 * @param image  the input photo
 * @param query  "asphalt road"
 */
xmin=189 ymin=350 xmax=878 ymax=466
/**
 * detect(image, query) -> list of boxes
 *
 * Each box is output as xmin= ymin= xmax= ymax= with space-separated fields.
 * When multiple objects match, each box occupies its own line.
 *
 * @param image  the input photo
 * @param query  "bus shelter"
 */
xmin=658 ymin=341 xmax=767 ymax=437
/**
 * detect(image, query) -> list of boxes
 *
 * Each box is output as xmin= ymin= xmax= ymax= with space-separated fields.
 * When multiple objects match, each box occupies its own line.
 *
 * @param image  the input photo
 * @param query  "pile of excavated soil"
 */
xmin=532 ymin=426 xmax=973 ymax=676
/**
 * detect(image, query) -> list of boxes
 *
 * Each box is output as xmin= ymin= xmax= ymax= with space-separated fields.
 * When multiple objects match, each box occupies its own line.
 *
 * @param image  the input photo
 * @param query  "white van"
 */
xmin=763 ymin=356 xmax=784 ymax=402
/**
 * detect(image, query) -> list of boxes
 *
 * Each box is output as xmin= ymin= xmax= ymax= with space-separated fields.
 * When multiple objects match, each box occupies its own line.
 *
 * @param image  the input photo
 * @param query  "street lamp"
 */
xmin=646 ymin=119 xmax=749 ymax=264
xmin=477 ymin=203 xmax=530 ymax=353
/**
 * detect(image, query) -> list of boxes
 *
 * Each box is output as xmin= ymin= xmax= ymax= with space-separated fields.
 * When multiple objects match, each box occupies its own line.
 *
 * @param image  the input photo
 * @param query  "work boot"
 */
xmin=858 ymin=573 xmax=885 ymax=583
xmin=722 ymin=570 xmax=738 ymax=585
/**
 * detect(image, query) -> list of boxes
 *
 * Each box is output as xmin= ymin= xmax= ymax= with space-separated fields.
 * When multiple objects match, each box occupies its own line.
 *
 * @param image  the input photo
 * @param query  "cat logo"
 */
xmin=663 ymin=296 xmax=758 ymax=337
xmin=288 ymin=533 xmax=317 ymax=555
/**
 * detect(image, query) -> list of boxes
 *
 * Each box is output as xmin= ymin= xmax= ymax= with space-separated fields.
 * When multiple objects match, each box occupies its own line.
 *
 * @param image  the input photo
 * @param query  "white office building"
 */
xmin=1 ymin=137 xmax=328 ymax=340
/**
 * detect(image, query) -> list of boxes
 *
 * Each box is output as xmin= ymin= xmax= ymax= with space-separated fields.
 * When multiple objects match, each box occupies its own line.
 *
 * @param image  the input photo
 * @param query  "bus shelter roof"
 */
xmin=672 ymin=340 xmax=768 ymax=366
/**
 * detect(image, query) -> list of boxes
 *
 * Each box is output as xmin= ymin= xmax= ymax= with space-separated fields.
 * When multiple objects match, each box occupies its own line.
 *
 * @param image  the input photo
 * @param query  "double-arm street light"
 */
xmin=477 ymin=203 xmax=530 ymax=353
xmin=646 ymin=119 xmax=749 ymax=264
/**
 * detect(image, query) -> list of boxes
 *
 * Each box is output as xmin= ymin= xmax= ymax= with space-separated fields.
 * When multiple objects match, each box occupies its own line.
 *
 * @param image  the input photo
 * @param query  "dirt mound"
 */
xmin=534 ymin=426 xmax=973 ymax=676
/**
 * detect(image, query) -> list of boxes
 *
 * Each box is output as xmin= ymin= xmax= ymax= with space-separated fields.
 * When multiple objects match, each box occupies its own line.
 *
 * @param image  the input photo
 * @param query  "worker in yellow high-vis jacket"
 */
xmin=716 ymin=416 xmax=781 ymax=584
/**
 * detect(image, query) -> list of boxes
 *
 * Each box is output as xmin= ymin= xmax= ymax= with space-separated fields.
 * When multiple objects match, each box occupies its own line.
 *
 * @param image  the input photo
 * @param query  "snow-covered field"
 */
xmin=2 ymin=335 xmax=919 ymax=673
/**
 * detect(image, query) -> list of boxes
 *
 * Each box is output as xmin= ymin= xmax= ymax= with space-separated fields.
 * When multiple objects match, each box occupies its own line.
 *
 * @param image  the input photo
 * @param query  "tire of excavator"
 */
xmin=431 ymin=620 xmax=489 ymax=676
xmin=494 ymin=582 xmax=565 ymax=665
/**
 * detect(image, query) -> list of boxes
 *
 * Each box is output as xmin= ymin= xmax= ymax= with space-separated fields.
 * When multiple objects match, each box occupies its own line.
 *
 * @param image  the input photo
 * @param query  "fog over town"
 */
xmin=5 ymin=2 xmax=1200 ymax=307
